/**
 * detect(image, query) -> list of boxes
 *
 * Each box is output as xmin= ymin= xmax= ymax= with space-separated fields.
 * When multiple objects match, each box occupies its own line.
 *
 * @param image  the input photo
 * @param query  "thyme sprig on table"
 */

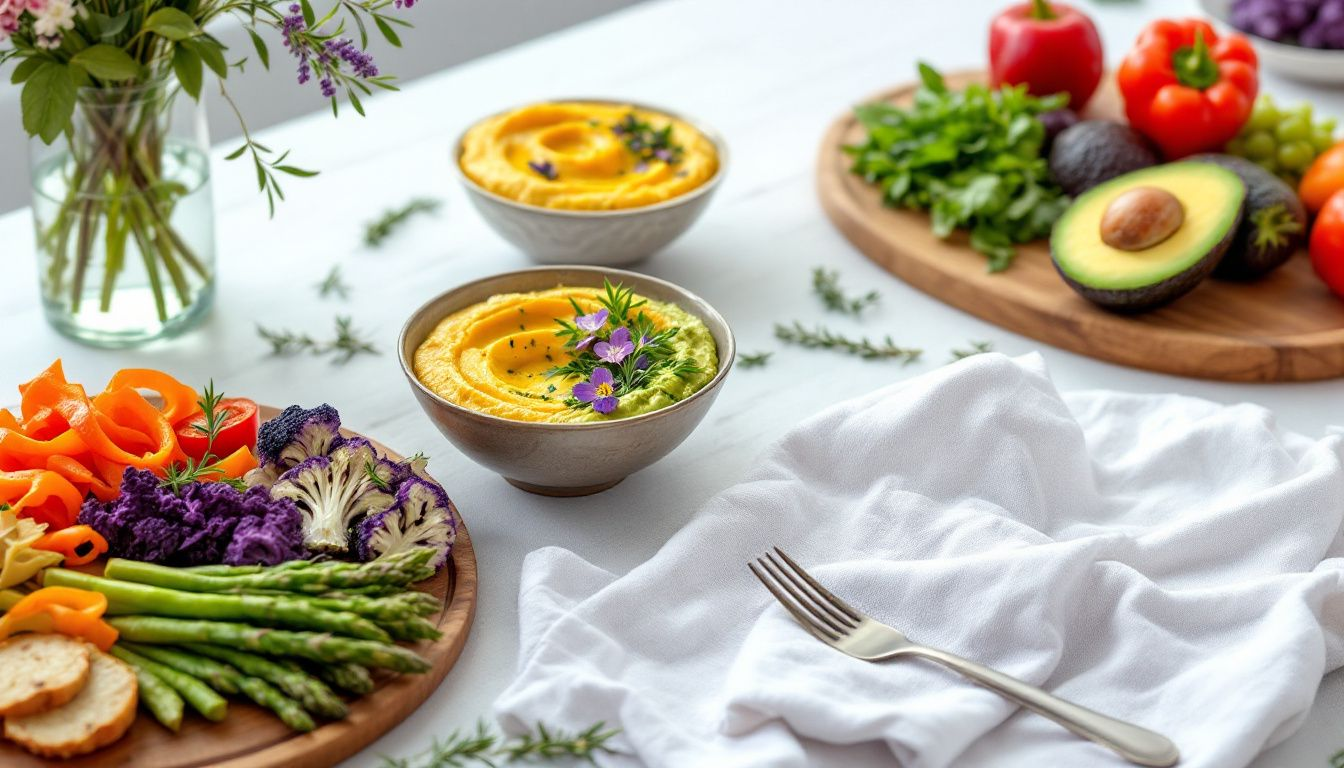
xmin=380 ymin=720 xmax=619 ymax=768
xmin=257 ymin=316 xmax=379 ymax=364
xmin=316 ymin=265 xmax=351 ymax=300
xmin=739 ymin=351 xmax=773 ymax=369
xmin=364 ymin=198 xmax=442 ymax=248
xmin=162 ymin=382 xmax=248 ymax=494
xmin=775 ymin=322 xmax=922 ymax=364
xmin=812 ymin=268 xmax=879 ymax=316
xmin=949 ymin=340 xmax=994 ymax=362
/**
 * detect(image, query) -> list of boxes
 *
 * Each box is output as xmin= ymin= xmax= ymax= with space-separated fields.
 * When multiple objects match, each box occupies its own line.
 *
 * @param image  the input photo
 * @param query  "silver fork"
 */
xmin=749 ymin=548 xmax=1180 ymax=767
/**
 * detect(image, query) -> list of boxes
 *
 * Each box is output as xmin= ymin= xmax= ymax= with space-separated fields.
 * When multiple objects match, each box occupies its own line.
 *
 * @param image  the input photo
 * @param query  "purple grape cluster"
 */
xmin=1232 ymin=0 xmax=1344 ymax=49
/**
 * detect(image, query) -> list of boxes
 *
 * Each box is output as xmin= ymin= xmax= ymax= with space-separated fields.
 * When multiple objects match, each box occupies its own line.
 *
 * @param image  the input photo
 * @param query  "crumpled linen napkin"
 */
xmin=493 ymin=353 xmax=1344 ymax=768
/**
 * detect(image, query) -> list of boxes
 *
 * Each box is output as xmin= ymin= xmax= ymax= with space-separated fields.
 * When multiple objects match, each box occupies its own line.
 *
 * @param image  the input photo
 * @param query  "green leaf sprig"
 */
xmin=365 ymin=198 xmax=442 ymax=248
xmin=380 ymin=720 xmax=619 ymax=768
xmin=949 ymin=340 xmax=994 ymax=361
xmin=846 ymin=62 xmax=1068 ymax=271
xmin=775 ymin=321 xmax=922 ymax=364
xmin=315 ymin=265 xmax=350 ymax=299
xmin=739 ymin=351 xmax=772 ymax=369
xmin=812 ymin=267 xmax=879 ymax=315
xmin=258 ymin=316 xmax=379 ymax=364
xmin=162 ymin=381 xmax=248 ymax=493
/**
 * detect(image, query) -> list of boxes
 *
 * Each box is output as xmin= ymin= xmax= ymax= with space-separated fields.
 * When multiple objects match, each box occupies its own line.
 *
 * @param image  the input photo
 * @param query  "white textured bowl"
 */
xmin=452 ymin=99 xmax=727 ymax=266
xmin=1201 ymin=0 xmax=1344 ymax=85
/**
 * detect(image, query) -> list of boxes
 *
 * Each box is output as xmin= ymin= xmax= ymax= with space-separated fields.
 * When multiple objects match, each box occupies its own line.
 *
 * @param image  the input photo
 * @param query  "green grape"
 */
xmin=1244 ymin=131 xmax=1277 ymax=160
xmin=1294 ymin=102 xmax=1314 ymax=123
xmin=1275 ymin=116 xmax=1312 ymax=143
xmin=1248 ymin=96 xmax=1280 ymax=131
xmin=1313 ymin=128 xmax=1337 ymax=153
xmin=1255 ymin=158 xmax=1280 ymax=176
xmin=1277 ymin=141 xmax=1315 ymax=172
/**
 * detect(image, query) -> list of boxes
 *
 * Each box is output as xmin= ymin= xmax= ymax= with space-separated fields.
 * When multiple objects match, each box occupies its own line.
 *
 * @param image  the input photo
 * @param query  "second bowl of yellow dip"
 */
xmin=453 ymin=100 xmax=727 ymax=266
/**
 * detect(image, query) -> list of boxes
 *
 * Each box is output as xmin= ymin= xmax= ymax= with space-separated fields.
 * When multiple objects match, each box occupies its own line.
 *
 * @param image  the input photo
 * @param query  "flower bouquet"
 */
xmin=0 ymin=0 xmax=410 ymax=344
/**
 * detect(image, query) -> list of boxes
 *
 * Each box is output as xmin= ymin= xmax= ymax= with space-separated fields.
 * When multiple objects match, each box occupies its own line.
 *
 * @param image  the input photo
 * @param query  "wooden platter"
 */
xmin=0 ymin=406 xmax=479 ymax=768
xmin=817 ymin=71 xmax=1344 ymax=382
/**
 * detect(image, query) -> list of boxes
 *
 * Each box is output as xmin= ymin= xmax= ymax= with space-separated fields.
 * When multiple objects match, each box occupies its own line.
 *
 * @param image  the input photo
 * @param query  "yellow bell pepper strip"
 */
xmin=0 ymin=470 xmax=84 ymax=531
xmin=0 ymin=586 xmax=118 ymax=650
xmin=103 ymin=369 xmax=201 ymax=427
xmin=33 ymin=526 xmax=109 ymax=567
xmin=0 ymin=507 xmax=63 ymax=589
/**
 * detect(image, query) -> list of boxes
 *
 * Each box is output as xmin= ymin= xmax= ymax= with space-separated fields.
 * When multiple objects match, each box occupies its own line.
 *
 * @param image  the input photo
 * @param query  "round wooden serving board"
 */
xmin=0 ymin=406 xmax=478 ymax=768
xmin=818 ymin=70 xmax=1344 ymax=382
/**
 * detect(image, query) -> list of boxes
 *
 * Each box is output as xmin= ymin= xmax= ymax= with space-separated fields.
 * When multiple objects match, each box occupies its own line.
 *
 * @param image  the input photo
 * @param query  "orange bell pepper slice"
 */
xmin=22 ymin=373 xmax=177 ymax=472
xmin=103 ymin=369 xmax=201 ymax=427
xmin=0 ymin=409 xmax=19 ymax=431
xmin=0 ymin=470 xmax=83 ymax=531
xmin=33 ymin=526 xmax=108 ymax=567
xmin=0 ymin=586 xmax=118 ymax=650
xmin=45 ymin=455 xmax=117 ymax=503
xmin=211 ymin=445 xmax=259 ymax=481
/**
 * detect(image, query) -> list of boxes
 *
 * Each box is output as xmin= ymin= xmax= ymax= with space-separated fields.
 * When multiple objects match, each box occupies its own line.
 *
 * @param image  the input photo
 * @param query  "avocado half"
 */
xmin=1187 ymin=153 xmax=1308 ymax=280
xmin=1050 ymin=162 xmax=1246 ymax=313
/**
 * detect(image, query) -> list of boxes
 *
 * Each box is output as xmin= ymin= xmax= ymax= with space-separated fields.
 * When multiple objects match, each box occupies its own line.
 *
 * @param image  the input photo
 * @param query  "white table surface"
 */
xmin=1 ymin=0 xmax=1341 ymax=765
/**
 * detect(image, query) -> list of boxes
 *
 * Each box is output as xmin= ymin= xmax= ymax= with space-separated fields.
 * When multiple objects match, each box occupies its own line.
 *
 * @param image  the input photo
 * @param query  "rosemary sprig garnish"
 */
xmin=257 ymin=316 xmax=379 ymax=364
xmin=162 ymin=382 xmax=248 ymax=494
xmin=380 ymin=720 xmax=619 ymax=768
xmin=739 ymin=351 xmax=772 ymax=368
xmin=364 ymin=198 xmax=442 ymax=248
xmin=774 ymin=321 xmax=921 ymax=364
xmin=949 ymin=340 xmax=994 ymax=361
xmin=812 ymin=267 xmax=879 ymax=316
xmin=316 ymin=265 xmax=350 ymax=300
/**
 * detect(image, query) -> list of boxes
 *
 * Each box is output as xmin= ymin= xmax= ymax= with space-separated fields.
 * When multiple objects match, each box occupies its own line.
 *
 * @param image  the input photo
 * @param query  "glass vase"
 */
xmin=29 ymin=78 xmax=216 ymax=347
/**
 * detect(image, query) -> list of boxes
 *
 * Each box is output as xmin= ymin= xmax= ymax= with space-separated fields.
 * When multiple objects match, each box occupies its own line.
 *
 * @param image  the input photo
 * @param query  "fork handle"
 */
xmin=908 ymin=646 xmax=1179 ymax=767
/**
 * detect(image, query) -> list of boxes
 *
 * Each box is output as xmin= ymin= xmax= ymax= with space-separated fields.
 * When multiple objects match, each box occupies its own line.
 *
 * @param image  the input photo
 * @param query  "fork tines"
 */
xmin=749 ymin=547 xmax=862 ymax=642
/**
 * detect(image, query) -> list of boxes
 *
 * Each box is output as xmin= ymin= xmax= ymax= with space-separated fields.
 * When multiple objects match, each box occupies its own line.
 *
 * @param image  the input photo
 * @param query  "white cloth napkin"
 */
xmin=493 ymin=353 xmax=1344 ymax=768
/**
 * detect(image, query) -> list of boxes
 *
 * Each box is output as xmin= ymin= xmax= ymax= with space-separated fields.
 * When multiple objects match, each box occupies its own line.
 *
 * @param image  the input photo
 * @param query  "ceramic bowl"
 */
xmin=1201 ymin=0 xmax=1344 ymax=85
xmin=451 ymin=100 xmax=727 ymax=266
xmin=399 ymin=266 xmax=735 ymax=496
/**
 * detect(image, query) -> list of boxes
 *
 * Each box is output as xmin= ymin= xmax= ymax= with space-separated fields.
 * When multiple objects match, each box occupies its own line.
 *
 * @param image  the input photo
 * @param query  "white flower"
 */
xmin=32 ymin=0 xmax=74 ymax=37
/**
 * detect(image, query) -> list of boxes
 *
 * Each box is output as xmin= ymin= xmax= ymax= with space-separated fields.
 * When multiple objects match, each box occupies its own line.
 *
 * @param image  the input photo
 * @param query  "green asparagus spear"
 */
xmin=184 ymin=644 xmax=348 ymax=720
xmin=125 ymin=644 xmax=315 ymax=732
xmin=303 ymin=590 xmax=441 ymax=621
xmin=117 ymin=652 xmax=185 ymax=731
xmin=108 ymin=616 xmax=432 ymax=673
xmin=44 ymin=569 xmax=391 ymax=642
xmin=310 ymin=661 xmax=375 ymax=695
xmin=103 ymin=549 xmax=436 ymax=595
xmin=0 ymin=589 xmax=22 ymax=611
xmin=377 ymin=617 xmax=444 ymax=642
xmin=122 ymin=644 xmax=242 ymax=694
xmin=110 ymin=646 xmax=228 ymax=721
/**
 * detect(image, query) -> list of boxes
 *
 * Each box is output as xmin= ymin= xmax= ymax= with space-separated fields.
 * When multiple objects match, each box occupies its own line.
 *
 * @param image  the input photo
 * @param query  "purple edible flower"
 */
xmin=573 ymin=367 xmax=619 ymax=415
xmin=633 ymin=162 xmax=649 ymax=173
xmin=528 ymin=160 xmax=557 ymax=180
xmin=574 ymin=308 xmax=608 ymax=350
xmin=325 ymin=37 xmax=379 ymax=78
xmin=654 ymin=148 xmax=673 ymax=162
xmin=594 ymin=326 xmax=634 ymax=364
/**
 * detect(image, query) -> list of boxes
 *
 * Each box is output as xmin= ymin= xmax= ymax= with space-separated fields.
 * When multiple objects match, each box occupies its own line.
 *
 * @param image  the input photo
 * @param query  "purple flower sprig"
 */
xmin=274 ymin=0 xmax=403 ymax=113
xmin=611 ymin=112 xmax=685 ymax=166
xmin=528 ymin=159 xmax=558 ymax=181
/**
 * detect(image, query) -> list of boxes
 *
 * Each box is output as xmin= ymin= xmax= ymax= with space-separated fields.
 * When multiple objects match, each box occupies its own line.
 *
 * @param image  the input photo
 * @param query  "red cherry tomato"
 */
xmin=1310 ymin=190 xmax=1344 ymax=299
xmin=174 ymin=398 xmax=260 ymax=462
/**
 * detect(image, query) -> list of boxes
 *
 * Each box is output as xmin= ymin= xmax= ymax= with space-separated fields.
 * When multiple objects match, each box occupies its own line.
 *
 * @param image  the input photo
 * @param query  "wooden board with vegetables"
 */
xmin=0 ymin=367 xmax=477 ymax=767
xmin=819 ymin=7 xmax=1344 ymax=382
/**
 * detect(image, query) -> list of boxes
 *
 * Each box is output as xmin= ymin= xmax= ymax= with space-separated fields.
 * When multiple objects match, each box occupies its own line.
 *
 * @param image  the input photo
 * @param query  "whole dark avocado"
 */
xmin=1186 ymin=153 xmax=1308 ymax=280
xmin=1049 ymin=121 xmax=1160 ymax=197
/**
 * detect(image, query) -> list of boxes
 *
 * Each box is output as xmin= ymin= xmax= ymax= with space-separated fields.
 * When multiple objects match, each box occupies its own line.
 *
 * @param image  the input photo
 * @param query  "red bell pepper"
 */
xmin=1118 ymin=19 xmax=1259 ymax=159
xmin=989 ymin=0 xmax=1104 ymax=111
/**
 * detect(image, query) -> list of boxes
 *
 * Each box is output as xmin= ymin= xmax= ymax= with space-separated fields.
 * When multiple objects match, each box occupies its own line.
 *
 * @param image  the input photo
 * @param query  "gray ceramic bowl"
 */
xmin=399 ymin=266 xmax=735 ymax=496
xmin=451 ymin=100 xmax=727 ymax=266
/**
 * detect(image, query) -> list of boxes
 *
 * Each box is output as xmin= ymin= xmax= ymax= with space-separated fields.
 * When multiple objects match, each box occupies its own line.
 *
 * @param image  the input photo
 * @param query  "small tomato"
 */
xmin=1301 ymin=143 xmax=1344 ymax=214
xmin=1310 ymin=189 xmax=1344 ymax=298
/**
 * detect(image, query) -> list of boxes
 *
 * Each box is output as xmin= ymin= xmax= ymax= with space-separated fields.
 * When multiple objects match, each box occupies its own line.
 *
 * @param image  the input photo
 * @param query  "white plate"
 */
xmin=1201 ymin=0 xmax=1344 ymax=85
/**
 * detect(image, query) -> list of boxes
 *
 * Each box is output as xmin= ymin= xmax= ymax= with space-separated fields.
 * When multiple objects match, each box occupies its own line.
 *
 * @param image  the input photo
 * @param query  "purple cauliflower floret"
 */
xmin=78 ymin=468 xmax=306 ymax=566
xmin=271 ymin=437 xmax=395 ymax=554
xmin=356 ymin=476 xmax=457 ymax=569
xmin=245 ymin=404 xmax=344 ymax=488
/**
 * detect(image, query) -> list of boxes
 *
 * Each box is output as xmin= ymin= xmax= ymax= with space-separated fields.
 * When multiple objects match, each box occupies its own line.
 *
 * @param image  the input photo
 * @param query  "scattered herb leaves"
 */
xmin=845 ymin=62 xmax=1068 ymax=271
xmin=364 ymin=198 xmax=441 ymax=248
xmin=611 ymin=113 xmax=684 ymax=165
xmin=949 ymin=340 xmax=994 ymax=361
xmin=739 ymin=351 xmax=773 ymax=369
xmin=812 ymin=267 xmax=879 ymax=315
xmin=316 ymin=265 xmax=350 ymax=300
xmin=161 ymin=381 xmax=248 ymax=493
xmin=257 ymin=316 xmax=379 ymax=364
xmin=775 ymin=322 xmax=921 ymax=364
xmin=379 ymin=720 xmax=619 ymax=768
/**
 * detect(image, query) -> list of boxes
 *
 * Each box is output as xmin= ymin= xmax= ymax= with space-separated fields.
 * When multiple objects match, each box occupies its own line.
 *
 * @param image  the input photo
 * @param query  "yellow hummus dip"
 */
xmin=414 ymin=287 xmax=718 ymax=423
xmin=459 ymin=102 xmax=718 ymax=210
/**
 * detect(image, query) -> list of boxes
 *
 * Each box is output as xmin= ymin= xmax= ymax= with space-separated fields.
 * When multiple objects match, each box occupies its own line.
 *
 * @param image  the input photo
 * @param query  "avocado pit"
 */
xmin=1100 ymin=186 xmax=1185 ymax=252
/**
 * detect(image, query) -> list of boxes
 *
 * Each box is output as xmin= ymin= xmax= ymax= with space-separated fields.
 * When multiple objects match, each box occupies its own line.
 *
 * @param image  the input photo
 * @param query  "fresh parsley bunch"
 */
xmin=846 ymin=62 xmax=1069 ymax=271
